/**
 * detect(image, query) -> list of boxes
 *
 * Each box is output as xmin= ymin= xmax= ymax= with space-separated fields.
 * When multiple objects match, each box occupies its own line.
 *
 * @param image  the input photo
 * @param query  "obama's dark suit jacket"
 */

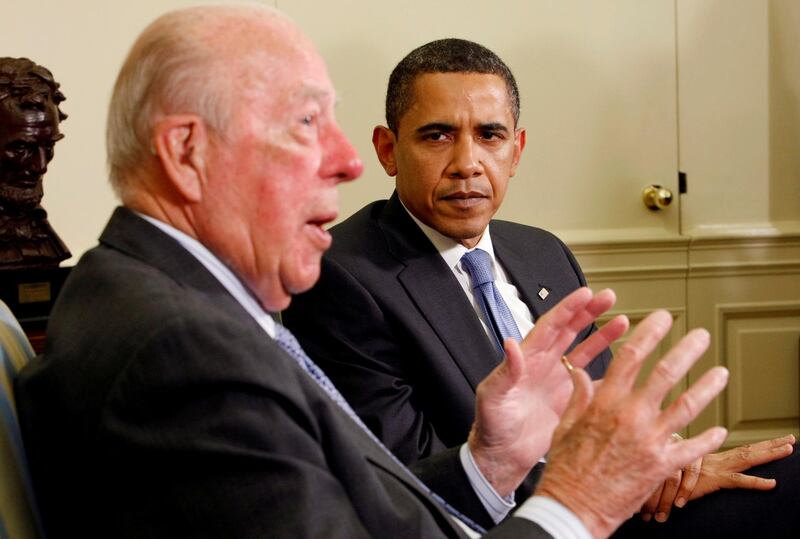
xmin=15 ymin=207 xmax=551 ymax=539
xmin=285 ymin=193 xmax=610 ymax=465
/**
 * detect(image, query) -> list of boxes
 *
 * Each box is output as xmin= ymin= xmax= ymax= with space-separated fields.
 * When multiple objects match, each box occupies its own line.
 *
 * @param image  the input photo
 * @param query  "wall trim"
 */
xmin=714 ymin=301 xmax=800 ymax=444
xmin=567 ymin=230 xmax=800 ymax=281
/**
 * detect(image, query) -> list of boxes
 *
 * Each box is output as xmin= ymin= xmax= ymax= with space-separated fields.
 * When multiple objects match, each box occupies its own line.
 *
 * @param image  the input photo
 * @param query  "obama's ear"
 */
xmin=509 ymin=127 xmax=526 ymax=178
xmin=372 ymin=125 xmax=398 ymax=177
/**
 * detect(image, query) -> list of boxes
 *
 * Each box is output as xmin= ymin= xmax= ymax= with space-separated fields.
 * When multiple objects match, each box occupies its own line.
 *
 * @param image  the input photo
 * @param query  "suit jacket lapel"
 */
xmin=379 ymin=194 xmax=502 ymax=390
xmin=492 ymin=225 xmax=560 ymax=321
xmin=99 ymin=207 xmax=253 ymax=321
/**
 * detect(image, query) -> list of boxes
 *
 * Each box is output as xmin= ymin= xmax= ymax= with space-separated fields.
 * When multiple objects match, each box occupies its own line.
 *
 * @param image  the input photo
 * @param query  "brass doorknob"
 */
xmin=642 ymin=185 xmax=673 ymax=210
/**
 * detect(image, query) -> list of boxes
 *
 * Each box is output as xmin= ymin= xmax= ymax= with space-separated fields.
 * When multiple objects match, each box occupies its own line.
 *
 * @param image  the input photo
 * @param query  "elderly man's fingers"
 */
xmin=480 ymin=338 xmax=529 ymax=403
xmin=661 ymin=366 xmax=728 ymax=436
xmin=602 ymin=310 xmax=673 ymax=393
xmin=502 ymin=338 xmax=525 ymax=383
xmin=642 ymin=328 xmax=709 ymax=405
xmin=564 ymin=315 xmax=629 ymax=370
xmin=544 ymin=289 xmax=618 ymax=357
xmin=669 ymin=427 xmax=728 ymax=472
xmin=523 ymin=288 xmax=615 ymax=356
xmin=550 ymin=288 xmax=617 ymax=354
xmin=521 ymin=287 xmax=593 ymax=352
xmin=552 ymin=367 xmax=594 ymax=448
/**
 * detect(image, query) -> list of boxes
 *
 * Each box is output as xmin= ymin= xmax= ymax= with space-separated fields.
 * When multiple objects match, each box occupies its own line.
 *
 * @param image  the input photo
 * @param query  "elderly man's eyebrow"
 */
xmin=294 ymin=85 xmax=333 ymax=103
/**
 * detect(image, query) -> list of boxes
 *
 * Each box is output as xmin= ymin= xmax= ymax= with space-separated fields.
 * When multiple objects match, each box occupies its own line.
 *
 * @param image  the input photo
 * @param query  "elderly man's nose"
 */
xmin=322 ymin=124 xmax=363 ymax=183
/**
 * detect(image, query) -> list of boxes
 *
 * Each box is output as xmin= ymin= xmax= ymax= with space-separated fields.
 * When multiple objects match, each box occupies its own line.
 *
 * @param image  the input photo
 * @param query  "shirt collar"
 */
xmin=398 ymin=198 xmax=497 ymax=272
xmin=136 ymin=211 xmax=277 ymax=338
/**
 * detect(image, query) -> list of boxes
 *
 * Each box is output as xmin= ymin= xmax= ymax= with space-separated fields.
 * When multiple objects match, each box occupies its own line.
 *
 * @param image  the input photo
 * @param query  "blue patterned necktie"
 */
xmin=273 ymin=324 xmax=486 ymax=535
xmin=461 ymin=249 xmax=523 ymax=352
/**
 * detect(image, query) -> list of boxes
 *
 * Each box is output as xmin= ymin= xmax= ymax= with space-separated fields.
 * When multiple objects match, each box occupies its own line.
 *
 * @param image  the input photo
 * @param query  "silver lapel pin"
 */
xmin=538 ymin=287 xmax=549 ymax=300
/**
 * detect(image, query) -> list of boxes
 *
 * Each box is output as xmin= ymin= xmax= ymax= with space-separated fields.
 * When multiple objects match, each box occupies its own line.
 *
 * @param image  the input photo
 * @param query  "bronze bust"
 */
xmin=0 ymin=57 xmax=70 ymax=269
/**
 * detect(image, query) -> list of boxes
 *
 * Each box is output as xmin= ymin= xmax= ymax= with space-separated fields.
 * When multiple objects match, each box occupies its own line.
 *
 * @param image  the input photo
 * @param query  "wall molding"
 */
xmin=688 ymin=261 xmax=800 ymax=278
xmin=689 ymin=233 xmax=800 ymax=278
xmin=714 ymin=301 xmax=800 ymax=444
xmin=567 ymin=230 xmax=800 ymax=281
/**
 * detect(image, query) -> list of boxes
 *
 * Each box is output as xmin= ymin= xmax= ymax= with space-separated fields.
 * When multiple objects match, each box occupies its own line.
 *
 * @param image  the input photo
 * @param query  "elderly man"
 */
xmin=17 ymin=5 xmax=738 ymax=539
xmin=283 ymin=38 xmax=798 ymax=530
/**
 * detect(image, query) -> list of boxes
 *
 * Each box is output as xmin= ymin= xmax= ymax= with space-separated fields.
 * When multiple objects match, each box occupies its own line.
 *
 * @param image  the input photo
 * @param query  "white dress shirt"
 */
xmin=401 ymin=205 xmax=535 ymax=340
xmin=139 ymin=213 xmax=590 ymax=539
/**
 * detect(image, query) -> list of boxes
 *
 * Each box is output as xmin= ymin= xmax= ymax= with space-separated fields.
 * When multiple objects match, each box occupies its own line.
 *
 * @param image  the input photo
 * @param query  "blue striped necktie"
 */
xmin=273 ymin=324 xmax=486 ymax=535
xmin=461 ymin=249 xmax=523 ymax=352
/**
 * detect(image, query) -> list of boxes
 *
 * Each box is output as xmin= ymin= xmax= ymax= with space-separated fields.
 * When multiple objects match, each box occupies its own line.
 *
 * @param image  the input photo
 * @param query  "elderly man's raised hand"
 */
xmin=468 ymin=287 xmax=628 ymax=497
xmin=535 ymin=310 xmax=729 ymax=538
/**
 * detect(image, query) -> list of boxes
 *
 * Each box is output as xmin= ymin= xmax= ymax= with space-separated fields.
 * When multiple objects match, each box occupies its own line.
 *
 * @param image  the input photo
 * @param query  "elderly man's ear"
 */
xmin=152 ymin=115 xmax=209 ymax=203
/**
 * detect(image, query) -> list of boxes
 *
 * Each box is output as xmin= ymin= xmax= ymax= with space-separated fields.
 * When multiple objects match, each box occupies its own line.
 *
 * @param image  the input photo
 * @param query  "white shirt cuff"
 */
xmin=459 ymin=444 xmax=516 ymax=524
xmin=515 ymin=496 xmax=592 ymax=539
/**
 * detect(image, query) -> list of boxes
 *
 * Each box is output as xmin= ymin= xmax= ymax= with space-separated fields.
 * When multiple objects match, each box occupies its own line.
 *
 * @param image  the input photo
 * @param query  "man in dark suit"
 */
xmin=12 ymin=5 xmax=767 ymax=539
xmin=284 ymin=39 xmax=609 ymax=466
xmin=284 ymin=38 xmax=798 ymax=527
xmin=284 ymin=193 xmax=605 ymax=464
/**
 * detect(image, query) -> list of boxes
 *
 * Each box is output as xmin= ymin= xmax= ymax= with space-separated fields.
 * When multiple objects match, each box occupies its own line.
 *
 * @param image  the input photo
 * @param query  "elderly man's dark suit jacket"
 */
xmin=14 ymin=207 xmax=551 ymax=539
xmin=284 ymin=193 xmax=611 ymax=465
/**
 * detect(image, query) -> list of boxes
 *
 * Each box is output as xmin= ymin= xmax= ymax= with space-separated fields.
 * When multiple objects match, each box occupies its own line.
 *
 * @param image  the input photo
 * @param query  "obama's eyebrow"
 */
xmin=415 ymin=122 xmax=456 ymax=135
xmin=415 ymin=121 xmax=510 ymax=135
xmin=474 ymin=122 xmax=510 ymax=133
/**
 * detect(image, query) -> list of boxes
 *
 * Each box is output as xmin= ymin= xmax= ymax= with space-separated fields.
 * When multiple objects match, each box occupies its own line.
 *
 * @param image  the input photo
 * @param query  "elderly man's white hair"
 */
xmin=105 ymin=3 xmax=289 ymax=199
